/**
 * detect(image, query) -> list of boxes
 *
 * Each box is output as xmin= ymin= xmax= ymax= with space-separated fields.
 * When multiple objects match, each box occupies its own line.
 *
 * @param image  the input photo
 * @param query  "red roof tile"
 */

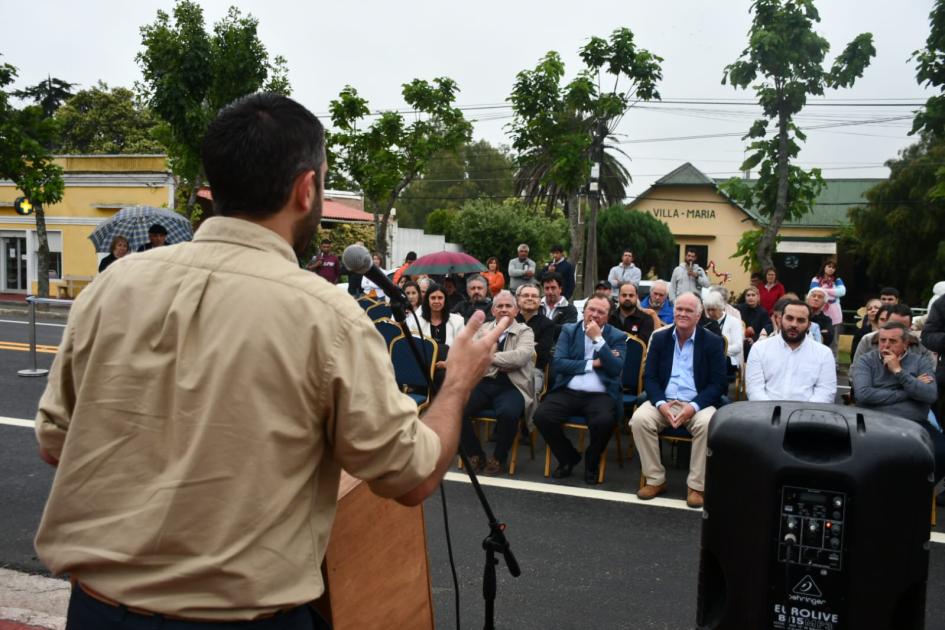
xmin=196 ymin=188 xmax=374 ymax=223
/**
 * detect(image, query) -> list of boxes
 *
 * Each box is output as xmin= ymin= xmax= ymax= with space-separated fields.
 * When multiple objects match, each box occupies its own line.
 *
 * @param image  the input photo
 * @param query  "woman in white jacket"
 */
xmin=704 ymin=292 xmax=744 ymax=368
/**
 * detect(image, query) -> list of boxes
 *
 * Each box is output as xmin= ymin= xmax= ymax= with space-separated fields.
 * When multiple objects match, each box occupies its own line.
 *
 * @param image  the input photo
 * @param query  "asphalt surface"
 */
xmin=3 ymin=315 xmax=945 ymax=628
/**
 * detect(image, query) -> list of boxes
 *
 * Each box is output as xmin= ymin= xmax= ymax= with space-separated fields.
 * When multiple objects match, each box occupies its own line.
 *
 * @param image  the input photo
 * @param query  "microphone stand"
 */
xmin=389 ymin=295 xmax=521 ymax=630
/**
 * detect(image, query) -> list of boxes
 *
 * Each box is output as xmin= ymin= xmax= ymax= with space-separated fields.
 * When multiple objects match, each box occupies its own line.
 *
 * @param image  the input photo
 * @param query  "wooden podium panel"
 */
xmin=314 ymin=473 xmax=435 ymax=630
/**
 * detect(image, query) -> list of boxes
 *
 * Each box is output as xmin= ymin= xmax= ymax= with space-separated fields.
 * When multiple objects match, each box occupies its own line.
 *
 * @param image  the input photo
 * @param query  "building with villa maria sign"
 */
xmin=627 ymin=162 xmax=882 ymax=300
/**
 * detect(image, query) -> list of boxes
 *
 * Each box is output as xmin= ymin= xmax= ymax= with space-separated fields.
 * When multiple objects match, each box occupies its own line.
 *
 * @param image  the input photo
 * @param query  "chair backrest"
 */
xmin=623 ymin=334 xmax=646 ymax=395
xmin=357 ymin=295 xmax=377 ymax=311
xmin=366 ymin=302 xmax=392 ymax=321
xmin=374 ymin=320 xmax=403 ymax=349
xmin=388 ymin=334 xmax=438 ymax=395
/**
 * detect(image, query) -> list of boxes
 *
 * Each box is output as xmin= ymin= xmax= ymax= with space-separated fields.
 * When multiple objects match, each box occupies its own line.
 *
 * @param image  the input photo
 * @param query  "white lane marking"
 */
xmin=2 ymin=421 xmax=942 ymax=542
xmin=0 ymin=319 xmax=66 ymax=328
xmin=0 ymin=416 xmax=35 ymax=428
xmin=445 ymin=472 xmax=945 ymax=545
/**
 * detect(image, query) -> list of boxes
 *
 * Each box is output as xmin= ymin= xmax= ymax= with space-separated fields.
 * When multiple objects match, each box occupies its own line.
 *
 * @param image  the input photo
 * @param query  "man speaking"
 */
xmin=33 ymin=93 xmax=507 ymax=629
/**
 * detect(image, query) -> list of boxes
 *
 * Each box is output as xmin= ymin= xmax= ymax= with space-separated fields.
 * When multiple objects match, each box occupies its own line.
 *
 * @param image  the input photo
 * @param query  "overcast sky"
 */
xmin=0 ymin=0 xmax=935 ymax=197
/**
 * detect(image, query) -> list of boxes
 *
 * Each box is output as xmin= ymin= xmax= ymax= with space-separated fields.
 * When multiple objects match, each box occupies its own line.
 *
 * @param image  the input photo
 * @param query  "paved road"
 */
xmin=3 ymin=318 xmax=945 ymax=628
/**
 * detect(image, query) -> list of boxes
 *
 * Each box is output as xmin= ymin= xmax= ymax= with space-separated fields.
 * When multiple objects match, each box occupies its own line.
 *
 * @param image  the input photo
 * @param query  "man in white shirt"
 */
xmin=746 ymin=300 xmax=836 ymax=403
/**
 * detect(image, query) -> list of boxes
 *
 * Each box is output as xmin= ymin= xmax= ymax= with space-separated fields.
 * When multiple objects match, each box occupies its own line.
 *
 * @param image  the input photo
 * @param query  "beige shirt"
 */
xmin=34 ymin=216 xmax=440 ymax=620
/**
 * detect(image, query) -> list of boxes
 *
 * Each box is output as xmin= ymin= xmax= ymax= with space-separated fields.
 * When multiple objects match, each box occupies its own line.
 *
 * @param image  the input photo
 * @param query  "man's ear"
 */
xmin=290 ymin=169 xmax=317 ymax=215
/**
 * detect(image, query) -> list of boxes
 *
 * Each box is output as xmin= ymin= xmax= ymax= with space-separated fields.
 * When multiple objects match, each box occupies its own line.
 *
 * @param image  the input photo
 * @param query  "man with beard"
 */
xmin=641 ymin=279 xmax=674 ymax=325
xmin=608 ymin=282 xmax=658 ymax=344
xmin=745 ymin=300 xmax=836 ymax=403
xmin=33 ymin=93 xmax=509 ymax=629
xmin=453 ymin=274 xmax=494 ymax=323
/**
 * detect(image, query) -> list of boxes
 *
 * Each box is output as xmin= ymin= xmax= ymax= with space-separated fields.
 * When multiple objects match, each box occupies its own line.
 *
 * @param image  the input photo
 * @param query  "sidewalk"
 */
xmin=0 ymin=569 xmax=67 ymax=630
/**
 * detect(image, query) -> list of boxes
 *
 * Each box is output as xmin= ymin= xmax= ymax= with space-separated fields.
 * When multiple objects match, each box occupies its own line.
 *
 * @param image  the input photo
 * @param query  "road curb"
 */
xmin=0 ymin=570 xmax=67 ymax=630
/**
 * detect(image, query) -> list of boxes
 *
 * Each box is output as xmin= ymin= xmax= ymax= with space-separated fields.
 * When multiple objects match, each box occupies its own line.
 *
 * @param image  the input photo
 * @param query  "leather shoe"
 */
xmin=483 ymin=457 xmax=502 ymax=475
xmin=551 ymin=454 xmax=581 ymax=479
xmin=687 ymin=488 xmax=705 ymax=508
xmin=637 ymin=482 xmax=667 ymax=500
xmin=584 ymin=468 xmax=599 ymax=485
xmin=466 ymin=455 xmax=485 ymax=473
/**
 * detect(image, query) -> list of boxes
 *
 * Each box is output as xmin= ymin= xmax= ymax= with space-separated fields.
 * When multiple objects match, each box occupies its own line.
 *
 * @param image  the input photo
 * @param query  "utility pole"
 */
xmin=582 ymin=122 xmax=605 ymax=296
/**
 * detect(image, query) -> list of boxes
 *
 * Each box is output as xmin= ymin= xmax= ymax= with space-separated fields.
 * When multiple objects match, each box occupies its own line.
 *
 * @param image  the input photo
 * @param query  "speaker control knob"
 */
xmin=784 ymin=533 xmax=797 ymax=545
xmin=833 ymin=497 xmax=843 ymax=509
xmin=809 ymin=522 xmax=819 ymax=532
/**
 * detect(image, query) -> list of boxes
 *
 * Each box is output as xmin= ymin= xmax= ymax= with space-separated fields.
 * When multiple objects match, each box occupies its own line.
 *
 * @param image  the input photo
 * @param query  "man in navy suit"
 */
xmin=630 ymin=292 xmax=727 ymax=508
xmin=534 ymin=295 xmax=627 ymax=484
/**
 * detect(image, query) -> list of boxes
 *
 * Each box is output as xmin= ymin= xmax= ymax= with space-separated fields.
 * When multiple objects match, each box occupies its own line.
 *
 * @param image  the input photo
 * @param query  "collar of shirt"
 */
xmin=193 ymin=216 xmax=298 ymax=265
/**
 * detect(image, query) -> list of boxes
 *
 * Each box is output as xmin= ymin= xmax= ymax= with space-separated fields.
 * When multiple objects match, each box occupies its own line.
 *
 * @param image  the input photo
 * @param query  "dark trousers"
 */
xmin=66 ymin=583 xmax=331 ymax=630
xmin=534 ymin=388 xmax=616 ymax=472
xmin=460 ymin=378 xmax=525 ymax=464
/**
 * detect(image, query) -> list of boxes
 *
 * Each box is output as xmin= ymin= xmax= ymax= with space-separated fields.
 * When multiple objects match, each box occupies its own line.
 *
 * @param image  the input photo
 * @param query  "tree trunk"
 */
xmin=35 ymin=205 xmax=50 ymax=298
xmin=184 ymin=165 xmax=206 ymax=220
xmin=375 ymin=202 xmax=391 ymax=261
xmin=583 ymin=190 xmax=600 ymax=297
xmin=567 ymin=193 xmax=586 ymax=299
xmin=757 ymin=108 xmax=791 ymax=271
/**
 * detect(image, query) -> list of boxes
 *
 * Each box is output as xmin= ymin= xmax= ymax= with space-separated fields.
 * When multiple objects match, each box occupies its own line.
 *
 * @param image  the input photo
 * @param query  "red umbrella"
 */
xmin=405 ymin=251 xmax=486 ymax=276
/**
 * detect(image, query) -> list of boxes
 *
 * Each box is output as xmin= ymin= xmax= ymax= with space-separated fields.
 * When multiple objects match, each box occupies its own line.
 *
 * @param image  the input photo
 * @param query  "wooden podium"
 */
xmin=313 ymin=473 xmax=436 ymax=629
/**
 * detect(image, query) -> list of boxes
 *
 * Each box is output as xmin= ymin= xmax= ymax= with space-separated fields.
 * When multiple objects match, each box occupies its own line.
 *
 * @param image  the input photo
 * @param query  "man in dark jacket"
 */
xmin=541 ymin=244 xmax=575 ymax=300
xmin=453 ymin=275 xmax=494 ymax=323
xmin=630 ymin=292 xmax=727 ymax=508
xmin=516 ymin=283 xmax=555 ymax=395
xmin=608 ymin=281 xmax=657 ymax=344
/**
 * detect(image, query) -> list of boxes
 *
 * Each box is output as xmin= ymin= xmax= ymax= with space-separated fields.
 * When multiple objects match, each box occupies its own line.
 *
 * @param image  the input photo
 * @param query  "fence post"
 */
xmin=18 ymin=296 xmax=51 ymax=377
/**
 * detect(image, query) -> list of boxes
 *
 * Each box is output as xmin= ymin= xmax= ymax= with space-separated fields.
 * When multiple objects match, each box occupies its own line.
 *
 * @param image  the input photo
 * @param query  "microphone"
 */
xmin=342 ymin=244 xmax=406 ymax=303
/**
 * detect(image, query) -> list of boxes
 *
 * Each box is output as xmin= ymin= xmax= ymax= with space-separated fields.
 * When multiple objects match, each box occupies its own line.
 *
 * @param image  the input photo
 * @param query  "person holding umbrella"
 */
xmin=137 ymin=224 xmax=168 ymax=251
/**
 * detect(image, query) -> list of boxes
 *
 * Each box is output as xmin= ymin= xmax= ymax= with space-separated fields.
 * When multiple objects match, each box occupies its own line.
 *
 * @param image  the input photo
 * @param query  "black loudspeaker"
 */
xmin=697 ymin=402 xmax=934 ymax=630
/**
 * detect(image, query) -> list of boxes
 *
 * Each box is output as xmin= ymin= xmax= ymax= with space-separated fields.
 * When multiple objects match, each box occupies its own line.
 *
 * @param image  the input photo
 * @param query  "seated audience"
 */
xmin=516 ymin=283 xmax=555 ymax=395
xmin=631 ymin=293 xmax=727 ymax=508
xmin=806 ymin=287 xmax=834 ymax=348
xmin=442 ymin=276 xmax=466 ymax=312
xmin=708 ymin=285 xmax=741 ymax=321
xmin=641 ymin=279 xmax=674 ymax=325
xmin=403 ymin=280 xmax=422 ymax=315
xmin=540 ymin=272 xmax=578 ymax=343
xmin=880 ymin=286 xmax=900 ymax=305
xmin=409 ymin=283 xmax=465 ymax=353
xmin=534 ymin=296 xmax=627 ymax=485
xmin=851 ymin=298 xmax=883 ymax=352
xmin=704 ymin=292 xmax=744 ymax=369
xmin=852 ymin=304 xmax=931 ymax=365
xmin=608 ymin=282 xmax=659 ymax=344
xmin=459 ymin=292 xmax=536 ymax=474
xmin=359 ymin=252 xmax=387 ymax=300
xmin=851 ymin=322 xmax=945 ymax=482
xmin=453 ymin=275 xmax=494 ymax=323
xmin=921 ymin=287 xmax=945 ymax=425
xmin=746 ymin=300 xmax=836 ymax=403
xmin=737 ymin=285 xmax=771 ymax=356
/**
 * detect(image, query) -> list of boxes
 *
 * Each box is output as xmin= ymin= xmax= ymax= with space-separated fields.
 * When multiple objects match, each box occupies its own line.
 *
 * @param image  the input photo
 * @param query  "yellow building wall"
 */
xmin=0 ymin=155 xmax=172 ymax=294
xmin=630 ymin=185 xmax=836 ymax=297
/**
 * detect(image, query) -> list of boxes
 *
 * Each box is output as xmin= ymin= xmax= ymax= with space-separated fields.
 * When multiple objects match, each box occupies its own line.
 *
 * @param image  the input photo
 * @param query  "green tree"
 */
xmin=913 ymin=0 xmax=945 ymax=141
xmin=424 ymin=208 xmax=459 ymax=241
xmin=448 ymin=199 xmax=568 ymax=268
xmin=328 ymin=79 xmax=472 ymax=259
xmin=395 ymin=139 xmax=515 ymax=228
xmin=14 ymin=76 xmax=76 ymax=119
xmin=0 ymin=58 xmax=65 ymax=297
xmin=596 ymin=206 xmax=677 ymax=282
xmin=720 ymin=0 xmax=875 ymax=271
xmin=509 ymin=28 xmax=662 ymax=297
xmin=55 ymin=83 xmax=163 ymax=154
xmin=846 ymin=136 xmax=945 ymax=302
xmin=137 ymin=0 xmax=290 ymax=217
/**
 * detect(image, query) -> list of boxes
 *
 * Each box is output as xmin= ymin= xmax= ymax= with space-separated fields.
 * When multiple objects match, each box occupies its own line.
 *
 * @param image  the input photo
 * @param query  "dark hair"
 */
xmin=880 ymin=321 xmax=910 ymax=336
xmin=486 ymin=256 xmax=499 ymax=267
xmin=764 ymin=266 xmax=778 ymax=278
xmin=551 ymin=244 xmax=564 ymax=253
xmin=406 ymin=251 xmax=417 ymax=262
xmin=201 ymin=93 xmax=325 ymax=219
xmin=772 ymin=296 xmax=793 ymax=314
xmin=148 ymin=223 xmax=168 ymax=235
xmin=421 ymin=283 xmax=446 ymax=321
xmin=402 ymin=280 xmax=421 ymax=307
xmin=320 ymin=239 xmax=331 ymax=245
xmin=542 ymin=271 xmax=563 ymax=288
xmin=879 ymin=286 xmax=900 ymax=298
xmin=781 ymin=299 xmax=811 ymax=319
xmin=817 ymin=257 xmax=838 ymax=278
xmin=882 ymin=303 xmax=912 ymax=320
